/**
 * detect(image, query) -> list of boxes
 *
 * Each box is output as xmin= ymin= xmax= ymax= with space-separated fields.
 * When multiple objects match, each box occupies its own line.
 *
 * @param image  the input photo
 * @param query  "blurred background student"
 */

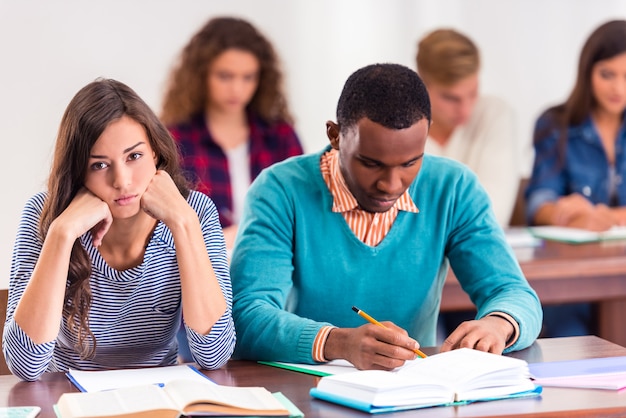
xmin=416 ymin=28 xmax=520 ymax=342
xmin=526 ymin=20 xmax=626 ymax=337
xmin=161 ymin=16 xmax=303 ymax=251
xmin=161 ymin=16 xmax=302 ymax=362
xmin=416 ymin=28 xmax=519 ymax=227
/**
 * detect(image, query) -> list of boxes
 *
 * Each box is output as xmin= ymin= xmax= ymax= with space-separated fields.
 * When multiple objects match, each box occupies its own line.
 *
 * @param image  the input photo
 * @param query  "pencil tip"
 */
xmin=351 ymin=306 xmax=359 ymax=313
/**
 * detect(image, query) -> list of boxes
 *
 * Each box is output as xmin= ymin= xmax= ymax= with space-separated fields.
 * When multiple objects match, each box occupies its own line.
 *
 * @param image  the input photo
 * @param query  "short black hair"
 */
xmin=336 ymin=63 xmax=431 ymax=133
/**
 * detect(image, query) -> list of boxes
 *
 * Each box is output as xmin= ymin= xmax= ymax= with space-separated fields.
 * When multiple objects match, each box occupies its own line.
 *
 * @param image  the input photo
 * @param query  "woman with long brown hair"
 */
xmin=527 ymin=20 xmax=626 ymax=338
xmin=4 ymin=78 xmax=235 ymax=381
xmin=161 ymin=16 xmax=303 ymax=250
xmin=527 ymin=20 xmax=626 ymax=229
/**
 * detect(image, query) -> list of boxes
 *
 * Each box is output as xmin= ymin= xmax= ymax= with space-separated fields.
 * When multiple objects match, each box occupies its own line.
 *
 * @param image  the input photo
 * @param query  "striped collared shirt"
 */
xmin=320 ymin=148 xmax=419 ymax=246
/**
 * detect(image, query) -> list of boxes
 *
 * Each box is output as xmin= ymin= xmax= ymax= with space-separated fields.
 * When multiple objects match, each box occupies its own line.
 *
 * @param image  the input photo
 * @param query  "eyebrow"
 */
xmin=358 ymin=153 xmax=424 ymax=166
xmin=90 ymin=141 xmax=145 ymax=159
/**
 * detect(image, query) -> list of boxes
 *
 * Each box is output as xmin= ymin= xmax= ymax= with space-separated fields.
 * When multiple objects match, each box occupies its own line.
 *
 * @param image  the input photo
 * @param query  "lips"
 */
xmin=114 ymin=194 xmax=137 ymax=206
xmin=368 ymin=196 xmax=398 ymax=210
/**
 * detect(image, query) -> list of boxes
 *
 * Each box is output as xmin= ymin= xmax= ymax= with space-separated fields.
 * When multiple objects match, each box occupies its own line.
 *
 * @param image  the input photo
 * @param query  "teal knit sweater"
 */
xmin=231 ymin=148 xmax=542 ymax=363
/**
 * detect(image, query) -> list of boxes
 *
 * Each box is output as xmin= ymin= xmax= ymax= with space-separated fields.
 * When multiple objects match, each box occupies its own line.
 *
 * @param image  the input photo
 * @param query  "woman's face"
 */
xmin=591 ymin=51 xmax=626 ymax=116
xmin=206 ymin=48 xmax=260 ymax=115
xmin=84 ymin=116 xmax=157 ymax=220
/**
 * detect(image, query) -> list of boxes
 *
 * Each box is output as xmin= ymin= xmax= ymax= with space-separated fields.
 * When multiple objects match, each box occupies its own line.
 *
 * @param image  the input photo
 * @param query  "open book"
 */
xmin=56 ymin=379 xmax=294 ymax=418
xmin=310 ymin=348 xmax=541 ymax=414
xmin=529 ymin=226 xmax=626 ymax=244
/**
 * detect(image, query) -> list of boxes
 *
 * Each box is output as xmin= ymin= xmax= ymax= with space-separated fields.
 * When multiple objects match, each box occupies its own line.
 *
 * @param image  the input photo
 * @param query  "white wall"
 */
xmin=0 ymin=0 xmax=625 ymax=288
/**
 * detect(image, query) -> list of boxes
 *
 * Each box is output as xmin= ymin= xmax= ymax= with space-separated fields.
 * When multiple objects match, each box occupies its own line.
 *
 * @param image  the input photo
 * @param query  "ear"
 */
xmin=326 ymin=121 xmax=340 ymax=150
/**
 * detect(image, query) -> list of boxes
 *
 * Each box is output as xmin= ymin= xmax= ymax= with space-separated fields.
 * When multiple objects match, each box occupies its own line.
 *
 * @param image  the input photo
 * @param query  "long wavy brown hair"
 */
xmin=536 ymin=20 xmax=626 ymax=153
xmin=160 ymin=16 xmax=293 ymax=126
xmin=40 ymin=78 xmax=190 ymax=358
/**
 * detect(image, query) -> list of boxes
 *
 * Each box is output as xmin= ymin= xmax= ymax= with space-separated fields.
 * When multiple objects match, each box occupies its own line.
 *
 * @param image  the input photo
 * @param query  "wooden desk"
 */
xmin=442 ymin=233 xmax=626 ymax=346
xmin=3 ymin=336 xmax=626 ymax=417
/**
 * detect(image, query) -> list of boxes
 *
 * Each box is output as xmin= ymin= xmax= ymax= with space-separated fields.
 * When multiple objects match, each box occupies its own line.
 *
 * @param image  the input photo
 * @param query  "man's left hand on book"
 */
xmin=440 ymin=315 xmax=514 ymax=354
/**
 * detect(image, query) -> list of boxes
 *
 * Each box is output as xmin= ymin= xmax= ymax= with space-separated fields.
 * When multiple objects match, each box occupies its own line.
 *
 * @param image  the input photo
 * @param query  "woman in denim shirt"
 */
xmin=526 ymin=20 xmax=626 ymax=337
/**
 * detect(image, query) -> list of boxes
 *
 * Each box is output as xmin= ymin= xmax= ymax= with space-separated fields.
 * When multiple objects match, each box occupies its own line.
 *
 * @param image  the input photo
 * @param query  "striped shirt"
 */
xmin=320 ymin=148 xmax=420 ymax=246
xmin=4 ymin=191 xmax=235 ymax=381
xmin=312 ymin=149 xmax=518 ymax=361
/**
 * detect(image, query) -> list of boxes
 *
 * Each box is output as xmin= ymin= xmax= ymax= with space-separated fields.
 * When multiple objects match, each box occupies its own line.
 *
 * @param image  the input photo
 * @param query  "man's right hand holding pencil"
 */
xmin=323 ymin=323 xmax=422 ymax=371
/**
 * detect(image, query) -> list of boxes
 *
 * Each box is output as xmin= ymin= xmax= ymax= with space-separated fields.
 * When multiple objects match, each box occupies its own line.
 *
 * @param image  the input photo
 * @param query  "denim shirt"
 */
xmin=526 ymin=111 xmax=626 ymax=223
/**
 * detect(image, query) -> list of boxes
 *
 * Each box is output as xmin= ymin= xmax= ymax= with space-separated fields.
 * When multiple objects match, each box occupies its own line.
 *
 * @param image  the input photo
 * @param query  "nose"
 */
xmin=458 ymin=99 xmax=474 ymax=123
xmin=111 ymin=164 xmax=131 ymax=189
xmin=376 ymin=168 xmax=403 ymax=196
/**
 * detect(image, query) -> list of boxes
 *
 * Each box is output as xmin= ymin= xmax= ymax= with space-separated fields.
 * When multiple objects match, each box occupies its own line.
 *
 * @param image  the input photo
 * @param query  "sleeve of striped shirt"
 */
xmin=3 ymin=194 xmax=58 ymax=381
xmin=312 ymin=326 xmax=335 ymax=363
xmin=183 ymin=193 xmax=236 ymax=369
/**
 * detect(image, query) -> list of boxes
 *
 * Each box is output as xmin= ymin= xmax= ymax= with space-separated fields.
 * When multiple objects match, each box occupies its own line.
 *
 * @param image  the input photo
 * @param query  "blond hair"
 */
xmin=416 ymin=29 xmax=480 ymax=86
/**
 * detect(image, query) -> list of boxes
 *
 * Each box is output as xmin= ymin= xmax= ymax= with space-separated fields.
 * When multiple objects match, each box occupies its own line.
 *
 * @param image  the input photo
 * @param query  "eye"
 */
xmin=243 ymin=74 xmax=258 ymax=83
xmin=128 ymin=152 xmax=143 ymax=161
xmin=216 ymin=72 xmax=233 ymax=81
xmin=599 ymin=69 xmax=614 ymax=80
xmin=402 ymin=160 xmax=417 ymax=168
xmin=90 ymin=161 xmax=108 ymax=171
xmin=361 ymin=160 xmax=380 ymax=168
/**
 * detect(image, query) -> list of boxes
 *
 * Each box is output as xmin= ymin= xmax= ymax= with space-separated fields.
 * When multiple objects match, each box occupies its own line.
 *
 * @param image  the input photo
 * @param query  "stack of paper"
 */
xmin=529 ymin=356 xmax=626 ymax=390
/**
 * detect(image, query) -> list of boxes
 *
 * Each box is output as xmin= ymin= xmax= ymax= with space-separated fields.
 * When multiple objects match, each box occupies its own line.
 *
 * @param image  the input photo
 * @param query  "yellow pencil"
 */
xmin=352 ymin=306 xmax=427 ymax=358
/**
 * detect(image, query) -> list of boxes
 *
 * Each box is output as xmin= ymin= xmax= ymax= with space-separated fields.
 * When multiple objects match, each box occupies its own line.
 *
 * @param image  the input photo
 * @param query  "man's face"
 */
xmin=327 ymin=117 xmax=429 ymax=213
xmin=426 ymin=73 xmax=479 ymax=131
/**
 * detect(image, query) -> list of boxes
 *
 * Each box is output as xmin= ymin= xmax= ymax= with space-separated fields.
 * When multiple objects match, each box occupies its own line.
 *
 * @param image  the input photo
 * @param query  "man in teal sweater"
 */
xmin=231 ymin=63 xmax=542 ymax=370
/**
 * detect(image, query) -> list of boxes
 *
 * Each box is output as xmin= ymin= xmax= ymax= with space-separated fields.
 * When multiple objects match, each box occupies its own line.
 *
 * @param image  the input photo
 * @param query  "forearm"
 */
xmin=532 ymin=202 xmax=557 ymax=225
xmin=233 ymin=298 xmax=325 ymax=363
xmin=168 ymin=207 xmax=228 ymax=334
xmin=13 ymin=223 xmax=74 ymax=344
xmin=610 ymin=207 xmax=626 ymax=225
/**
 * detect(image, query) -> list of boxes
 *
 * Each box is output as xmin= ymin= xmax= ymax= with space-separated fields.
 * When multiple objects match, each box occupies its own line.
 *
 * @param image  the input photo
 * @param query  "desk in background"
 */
xmin=442 ymin=229 xmax=626 ymax=346
xmin=3 ymin=336 xmax=626 ymax=418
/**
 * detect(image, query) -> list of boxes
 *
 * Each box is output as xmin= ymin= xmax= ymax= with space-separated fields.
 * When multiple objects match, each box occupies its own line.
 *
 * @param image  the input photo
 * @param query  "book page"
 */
xmin=397 ymin=348 xmax=533 ymax=400
xmin=315 ymin=369 xmax=453 ymax=407
xmin=529 ymin=226 xmax=601 ymax=243
xmin=528 ymin=226 xmax=626 ymax=243
xmin=57 ymin=384 xmax=178 ymax=418
xmin=67 ymin=365 xmax=212 ymax=392
xmin=505 ymin=228 xmax=542 ymax=248
xmin=164 ymin=380 xmax=289 ymax=414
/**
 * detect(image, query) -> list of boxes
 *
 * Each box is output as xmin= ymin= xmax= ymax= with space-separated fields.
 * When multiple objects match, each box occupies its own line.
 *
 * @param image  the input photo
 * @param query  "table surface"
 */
xmin=4 ymin=336 xmax=626 ymax=418
xmin=444 ymin=229 xmax=626 ymax=308
xmin=442 ymin=230 xmax=626 ymax=347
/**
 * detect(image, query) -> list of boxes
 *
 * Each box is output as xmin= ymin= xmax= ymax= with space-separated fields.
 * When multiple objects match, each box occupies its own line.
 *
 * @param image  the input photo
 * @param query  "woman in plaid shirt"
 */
xmin=161 ymin=16 xmax=303 ymax=250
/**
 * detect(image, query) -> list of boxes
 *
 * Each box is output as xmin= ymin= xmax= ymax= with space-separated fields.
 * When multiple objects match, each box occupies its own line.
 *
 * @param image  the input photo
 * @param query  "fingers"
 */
xmin=441 ymin=319 xmax=506 ymax=355
xmin=140 ymin=170 xmax=187 ymax=223
xmin=327 ymin=325 xmax=421 ymax=371
xmin=357 ymin=325 xmax=420 ymax=370
xmin=91 ymin=215 xmax=113 ymax=248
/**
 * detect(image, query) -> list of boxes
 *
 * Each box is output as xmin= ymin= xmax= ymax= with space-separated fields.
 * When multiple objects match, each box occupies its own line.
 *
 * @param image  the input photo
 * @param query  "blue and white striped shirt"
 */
xmin=4 ymin=191 xmax=235 ymax=381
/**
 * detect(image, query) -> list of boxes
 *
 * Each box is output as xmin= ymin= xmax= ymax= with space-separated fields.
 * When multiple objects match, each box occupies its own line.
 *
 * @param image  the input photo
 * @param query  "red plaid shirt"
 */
xmin=168 ymin=111 xmax=303 ymax=227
